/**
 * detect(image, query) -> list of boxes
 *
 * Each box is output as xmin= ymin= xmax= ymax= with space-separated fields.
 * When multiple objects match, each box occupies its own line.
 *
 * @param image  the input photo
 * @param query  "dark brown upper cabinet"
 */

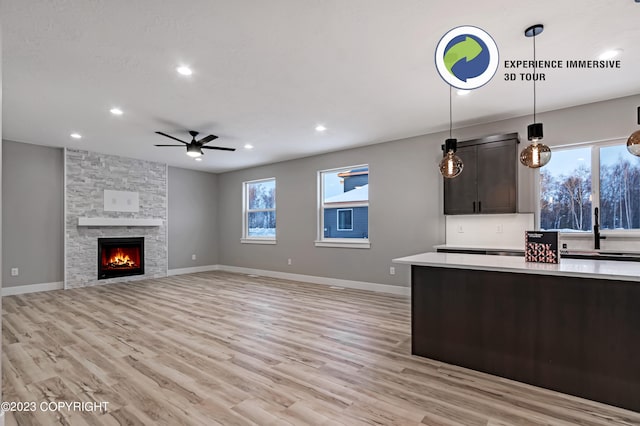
xmin=444 ymin=133 xmax=519 ymax=215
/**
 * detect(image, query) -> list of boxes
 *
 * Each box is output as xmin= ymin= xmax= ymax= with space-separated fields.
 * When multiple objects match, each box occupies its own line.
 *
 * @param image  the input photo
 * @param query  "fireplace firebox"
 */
xmin=98 ymin=237 xmax=144 ymax=280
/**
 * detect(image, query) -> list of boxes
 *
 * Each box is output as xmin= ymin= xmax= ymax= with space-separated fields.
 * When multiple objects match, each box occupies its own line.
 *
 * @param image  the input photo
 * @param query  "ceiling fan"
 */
xmin=154 ymin=130 xmax=236 ymax=158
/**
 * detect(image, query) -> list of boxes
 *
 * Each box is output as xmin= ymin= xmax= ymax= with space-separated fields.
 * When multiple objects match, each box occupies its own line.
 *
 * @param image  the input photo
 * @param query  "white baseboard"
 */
xmin=2 ymin=281 xmax=64 ymax=296
xmin=167 ymin=265 xmax=220 ymax=276
xmin=2 ymin=267 xmax=409 ymax=297
xmin=217 ymin=265 xmax=410 ymax=296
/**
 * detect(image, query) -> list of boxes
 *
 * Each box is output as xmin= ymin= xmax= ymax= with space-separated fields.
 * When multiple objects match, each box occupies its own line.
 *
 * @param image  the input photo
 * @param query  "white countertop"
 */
xmin=393 ymin=252 xmax=640 ymax=282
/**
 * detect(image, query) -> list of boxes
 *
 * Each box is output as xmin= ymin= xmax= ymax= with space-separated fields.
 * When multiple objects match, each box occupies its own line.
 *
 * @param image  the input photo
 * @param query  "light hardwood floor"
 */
xmin=2 ymin=271 xmax=640 ymax=425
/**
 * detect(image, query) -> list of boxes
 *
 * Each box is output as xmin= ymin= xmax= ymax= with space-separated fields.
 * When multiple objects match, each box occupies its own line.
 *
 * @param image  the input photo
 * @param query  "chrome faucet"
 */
xmin=594 ymin=207 xmax=606 ymax=250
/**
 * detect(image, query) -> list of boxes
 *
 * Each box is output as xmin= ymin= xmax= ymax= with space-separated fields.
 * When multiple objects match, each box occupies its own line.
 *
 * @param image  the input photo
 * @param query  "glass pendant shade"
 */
xmin=628 ymin=130 xmax=640 ymax=157
xmin=628 ymin=107 xmax=640 ymax=157
xmin=520 ymin=141 xmax=551 ymax=168
xmin=439 ymin=138 xmax=463 ymax=178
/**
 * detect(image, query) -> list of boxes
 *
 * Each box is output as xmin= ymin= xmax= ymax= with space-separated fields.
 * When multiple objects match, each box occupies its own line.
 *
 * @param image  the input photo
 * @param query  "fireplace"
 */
xmin=98 ymin=237 xmax=144 ymax=280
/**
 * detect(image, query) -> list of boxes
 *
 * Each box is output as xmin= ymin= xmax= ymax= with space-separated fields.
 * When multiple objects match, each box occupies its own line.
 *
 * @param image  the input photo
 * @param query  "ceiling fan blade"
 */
xmin=201 ymin=146 xmax=236 ymax=151
xmin=154 ymin=144 xmax=185 ymax=147
xmin=155 ymin=131 xmax=188 ymax=144
xmin=196 ymin=134 xmax=219 ymax=145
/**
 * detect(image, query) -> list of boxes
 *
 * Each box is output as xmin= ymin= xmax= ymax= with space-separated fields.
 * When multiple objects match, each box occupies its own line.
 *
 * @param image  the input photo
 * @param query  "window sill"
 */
xmin=241 ymin=238 xmax=277 ymax=245
xmin=314 ymin=240 xmax=370 ymax=249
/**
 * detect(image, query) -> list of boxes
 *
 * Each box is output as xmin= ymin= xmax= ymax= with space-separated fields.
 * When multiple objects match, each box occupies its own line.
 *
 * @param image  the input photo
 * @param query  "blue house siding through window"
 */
xmin=341 ymin=170 xmax=368 ymax=192
xmin=324 ymin=206 xmax=368 ymax=238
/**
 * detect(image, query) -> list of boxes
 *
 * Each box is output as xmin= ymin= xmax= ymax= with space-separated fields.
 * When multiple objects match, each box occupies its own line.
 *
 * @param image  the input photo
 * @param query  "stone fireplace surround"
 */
xmin=65 ymin=149 xmax=168 ymax=289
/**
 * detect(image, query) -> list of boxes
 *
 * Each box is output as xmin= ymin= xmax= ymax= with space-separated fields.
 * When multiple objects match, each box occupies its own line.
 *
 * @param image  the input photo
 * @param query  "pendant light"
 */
xmin=627 ymin=106 xmax=640 ymax=156
xmin=439 ymin=85 xmax=463 ymax=178
xmin=520 ymin=24 xmax=551 ymax=168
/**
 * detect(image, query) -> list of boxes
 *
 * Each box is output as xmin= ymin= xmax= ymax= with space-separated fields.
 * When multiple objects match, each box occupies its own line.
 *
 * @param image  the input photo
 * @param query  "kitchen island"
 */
xmin=393 ymin=252 xmax=640 ymax=412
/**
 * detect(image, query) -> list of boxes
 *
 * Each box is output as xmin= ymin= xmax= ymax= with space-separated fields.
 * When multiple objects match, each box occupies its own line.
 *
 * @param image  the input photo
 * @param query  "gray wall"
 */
xmin=217 ymin=94 xmax=640 ymax=288
xmin=2 ymin=140 xmax=64 ymax=287
xmin=217 ymin=135 xmax=445 ymax=287
xmin=168 ymin=166 xmax=219 ymax=269
xmin=1 ymin=143 xmax=221 ymax=286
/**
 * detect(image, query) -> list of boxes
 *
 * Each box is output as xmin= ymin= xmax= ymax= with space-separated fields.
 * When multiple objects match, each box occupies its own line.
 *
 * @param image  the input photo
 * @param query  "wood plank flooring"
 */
xmin=2 ymin=271 xmax=640 ymax=425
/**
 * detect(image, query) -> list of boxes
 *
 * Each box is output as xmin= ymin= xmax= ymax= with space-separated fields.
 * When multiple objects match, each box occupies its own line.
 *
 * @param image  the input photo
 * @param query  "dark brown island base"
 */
xmin=393 ymin=252 xmax=640 ymax=413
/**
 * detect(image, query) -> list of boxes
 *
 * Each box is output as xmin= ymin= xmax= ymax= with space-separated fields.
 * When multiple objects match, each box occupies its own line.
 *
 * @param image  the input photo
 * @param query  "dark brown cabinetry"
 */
xmin=444 ymin=133 xmax=518 ymax=215
xmin=411 ymin=265 xmax=640 ymax=412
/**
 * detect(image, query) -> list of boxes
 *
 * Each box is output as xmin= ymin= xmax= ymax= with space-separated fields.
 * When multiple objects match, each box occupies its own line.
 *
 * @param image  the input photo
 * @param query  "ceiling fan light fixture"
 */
xmin=186 ymin=145 xmax=203 ymax=157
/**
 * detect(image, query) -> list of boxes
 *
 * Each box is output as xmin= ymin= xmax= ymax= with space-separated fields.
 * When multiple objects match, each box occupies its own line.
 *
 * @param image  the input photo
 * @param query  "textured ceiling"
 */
xmin=2 ymin=0 xmax=639 ymax=172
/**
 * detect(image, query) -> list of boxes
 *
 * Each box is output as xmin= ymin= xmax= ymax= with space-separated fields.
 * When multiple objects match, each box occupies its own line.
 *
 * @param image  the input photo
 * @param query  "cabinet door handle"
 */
xmin=473 ymin=201 xmax=476 ymax=213
xmin=478 ymin=201 xmax=482 ymax=212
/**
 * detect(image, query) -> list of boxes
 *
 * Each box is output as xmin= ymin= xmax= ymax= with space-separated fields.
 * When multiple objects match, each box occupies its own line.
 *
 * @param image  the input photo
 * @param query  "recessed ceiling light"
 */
xmin=244 ymin=144 xmax=254 ymax=150
xmin=70 ymin=132 xmax=82 ymax=139
xmin=457 ymin=90 xmax=471 ymax=96
xmin=598 ymin=49 xmax=622 ymax=60
xmin=315 ymin=124 xmax=327 ymax=132
xmin=177 ymin=66 xmax=193 ymax=76
xmin=110 ymin=107 xmax=123 ymax=116
xmin=195 ymin=157 xmax=202 ymax=162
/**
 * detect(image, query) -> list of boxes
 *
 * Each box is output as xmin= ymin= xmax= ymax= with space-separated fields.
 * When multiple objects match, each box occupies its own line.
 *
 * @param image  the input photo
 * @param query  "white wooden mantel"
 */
xmin=77 ymin=217 xmax=163 ymax=227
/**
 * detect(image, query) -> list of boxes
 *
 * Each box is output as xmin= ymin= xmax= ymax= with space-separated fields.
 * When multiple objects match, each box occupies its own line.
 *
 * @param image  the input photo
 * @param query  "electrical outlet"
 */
xmin=457 ymin=225 xmax=464 ymax=233
xmin=191 ymin=254 xmax=196 ymax=261
xmin=389 ymin=267 xmax=396 ymax=275
xmin=496 ymin=224 xmax=503 ymax=233
xmin=287 ymin=258 xmax=292 ymax=265
xmin=11 ymin=268 xmax=19 ymax=277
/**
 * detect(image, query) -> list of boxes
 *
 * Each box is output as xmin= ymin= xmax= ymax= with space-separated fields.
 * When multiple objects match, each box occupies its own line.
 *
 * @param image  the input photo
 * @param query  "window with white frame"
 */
xmin=242 ymin=178 xmax=276 ymax=243
xmin=317 ymin=165 xmax=369 ymax=248
xmin=539 ymin=141 xmax=640 ymax=232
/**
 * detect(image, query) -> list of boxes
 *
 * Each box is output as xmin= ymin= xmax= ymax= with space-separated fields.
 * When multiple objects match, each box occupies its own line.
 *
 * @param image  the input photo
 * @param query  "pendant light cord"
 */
xmin=449 ymin=84 xmax=453 ymax=139
xmin=533 ymin=32 xmax=537 ymax=123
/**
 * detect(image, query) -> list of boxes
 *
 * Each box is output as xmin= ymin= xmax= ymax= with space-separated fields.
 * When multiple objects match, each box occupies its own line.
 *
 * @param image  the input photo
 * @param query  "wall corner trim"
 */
xmin=2 ymin=281 xmax=64 ymax=296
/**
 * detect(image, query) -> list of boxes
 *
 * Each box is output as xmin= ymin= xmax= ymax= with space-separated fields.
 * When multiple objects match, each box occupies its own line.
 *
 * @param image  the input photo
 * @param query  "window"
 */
xmin=337 ymin=209 xmax=353 ymax=231
xmin=540 ymin=147 xmax=592 ymax=232
xmin=317 ymin=165 xmax=369 ymax=248
xmin=599 ymin=145 xmax=640 ymax=229
xmin=539 ymin=141 xmax=640 ymax=232
xmin=242 ymin=178 xmax=276 ymax=243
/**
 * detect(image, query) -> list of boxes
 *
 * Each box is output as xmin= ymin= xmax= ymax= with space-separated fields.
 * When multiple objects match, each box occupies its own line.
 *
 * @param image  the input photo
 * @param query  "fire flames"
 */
xmin=106 ymin=248 xmax=137 ymax=269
